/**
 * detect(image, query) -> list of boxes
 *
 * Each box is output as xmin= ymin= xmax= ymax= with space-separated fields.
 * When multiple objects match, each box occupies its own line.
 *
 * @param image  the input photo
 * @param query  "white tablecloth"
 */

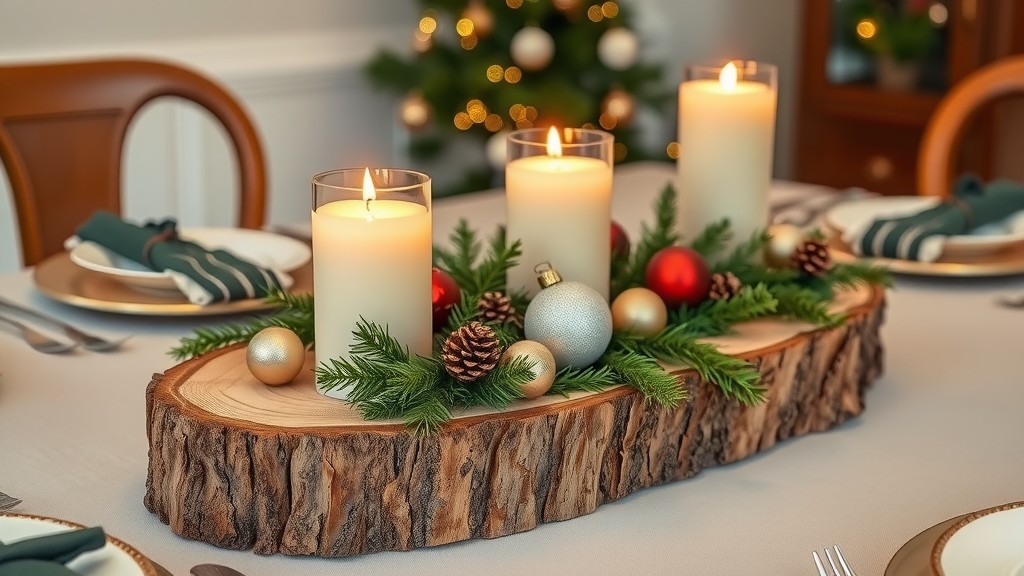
xmin=1 ymin=162 xmax=1022 ymax=575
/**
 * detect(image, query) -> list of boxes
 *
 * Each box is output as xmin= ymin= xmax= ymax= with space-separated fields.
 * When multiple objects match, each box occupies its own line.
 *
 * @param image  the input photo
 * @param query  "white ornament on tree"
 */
xmin=486 ymin=130 xmax=509 ymax=170
xmin=511 ymin=26 xmax=555 ymax=71
xmin=597 ymin=27 xmax=639 ymax=71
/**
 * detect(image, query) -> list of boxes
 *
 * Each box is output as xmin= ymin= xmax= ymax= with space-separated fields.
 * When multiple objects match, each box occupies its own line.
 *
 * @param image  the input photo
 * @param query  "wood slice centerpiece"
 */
xmin=145 ymin=286 xmax=885 ymax=557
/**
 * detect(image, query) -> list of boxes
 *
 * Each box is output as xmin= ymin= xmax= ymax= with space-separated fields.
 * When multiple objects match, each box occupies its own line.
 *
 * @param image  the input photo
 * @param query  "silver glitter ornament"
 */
xmin=523 ymin=263 xmax=613 ymax=369
xmin=246 ymin=326 xmax=305 ymax=386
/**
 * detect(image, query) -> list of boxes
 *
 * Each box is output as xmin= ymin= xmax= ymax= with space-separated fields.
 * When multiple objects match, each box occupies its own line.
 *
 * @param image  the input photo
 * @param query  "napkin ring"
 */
xmin=142 ymin=228 xmax=177 ymax=268
xmin=944 ymin=197 xmax=976 ymax=229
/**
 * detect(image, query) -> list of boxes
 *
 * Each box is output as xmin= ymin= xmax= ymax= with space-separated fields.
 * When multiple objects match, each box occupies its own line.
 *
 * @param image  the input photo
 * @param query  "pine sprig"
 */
xmin=169 ymin=291 xmax=313 ymax=360
xmin=712 ymin=229 xmax=771 ymax=276
xmin=770 ymin=284 xmax=845 ymax=327
xmin=549 ymin=364 xmax=618 ymax=396
xmin=673 ymin=283 xmax=779 ymax=337
xmin=689 ymin=219 xmax=732 ymax=260
xmin=602 ymin=350 xmax=685 ymax=407
xmin=432 ymin=220 xmax=521 ymax=297
xmin=613 ymin=183 xmax=680 ymax=297
xmin=822 ymin=261 xmax=893 ymax=291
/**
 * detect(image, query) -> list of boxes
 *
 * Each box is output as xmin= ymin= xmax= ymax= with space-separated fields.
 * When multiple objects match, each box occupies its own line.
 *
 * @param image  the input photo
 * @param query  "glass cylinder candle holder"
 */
xmin=677 ymin=61 xmax=777 ymax=254
xmin=311 ymin=168 xmax=432 ymax=400
xmin=505 ymin=127 xmax=614 ymax=300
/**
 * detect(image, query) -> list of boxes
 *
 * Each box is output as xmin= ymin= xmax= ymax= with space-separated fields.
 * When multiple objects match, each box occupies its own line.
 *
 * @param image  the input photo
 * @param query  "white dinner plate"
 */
xmin=933 ymin=501 xmax=1024 ymax=576
xmin=824 ymin=196 xmax=1024 ymax=260
xmin=69 ymin=227 xmax=311 ymax=293
xmin=0 ymin=513 xmax=157 ymax=575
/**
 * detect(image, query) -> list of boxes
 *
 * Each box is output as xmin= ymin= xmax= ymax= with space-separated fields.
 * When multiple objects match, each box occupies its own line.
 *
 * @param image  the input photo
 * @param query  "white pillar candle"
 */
xmin=677 ymin=61 xmax=777 ymax=253
xmin=311 ymin=168 xmax=432 ymax=400
xmin=506 ymin=127 xmax=613 ymax=300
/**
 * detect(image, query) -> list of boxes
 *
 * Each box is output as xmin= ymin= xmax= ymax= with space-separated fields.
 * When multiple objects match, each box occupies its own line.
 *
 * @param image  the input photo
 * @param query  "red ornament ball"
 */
xmin=644 ymin=246 xmax=711 ymax=309
xmin=432 ymin=267 xmax=461 ymax=330
xmin=610 ymin=220 xmax=630 ymax=258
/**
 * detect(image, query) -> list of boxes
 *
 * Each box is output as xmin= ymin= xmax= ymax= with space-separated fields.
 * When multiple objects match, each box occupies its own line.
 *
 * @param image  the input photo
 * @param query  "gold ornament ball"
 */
xmin=501 ymin=340 xmax=556 ymax=400
xmin=602 ymin=89 xmax=635 ymax=126
xmin=246 ymin=327 xmax=305 ymax=386
xmin=611 ymin=287 xmax=668 ymax=337
xmin=764 ymin=223 xmax=806 ymax=268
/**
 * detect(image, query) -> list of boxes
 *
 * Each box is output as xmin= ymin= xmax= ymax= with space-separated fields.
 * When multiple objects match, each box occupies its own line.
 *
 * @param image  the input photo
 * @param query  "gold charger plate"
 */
xmin=33 ymin=251 xmax=313 ymax=316
xmin=0 ymin=512 xmax=159 ymax=576
xmin=829 ymin=234 xmax=1024 ymax=277
xmin=885 ymin=514 xmax=968 ymax=576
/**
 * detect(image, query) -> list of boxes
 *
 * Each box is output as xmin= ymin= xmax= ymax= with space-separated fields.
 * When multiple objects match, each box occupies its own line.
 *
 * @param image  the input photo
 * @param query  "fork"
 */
xmin=0 ymin=492 xmax=22 ymax=511
xmin=0 ymin=313 xmax=78 ymax=354
xmin=813 ymin=545 xmax=856 ymax=576
xmin=0 ymin=296 xmax=127 ymax=352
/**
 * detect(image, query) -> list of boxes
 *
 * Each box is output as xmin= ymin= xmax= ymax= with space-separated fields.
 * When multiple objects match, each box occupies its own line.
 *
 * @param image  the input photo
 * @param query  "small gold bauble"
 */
xmin=501 ymin=340 xmax=556 ymax=400
xmin=764 ymin=223 xmax=806 ymax=268
xmin=610 ymin=287 xmax=668 ymax=337
xmin=246 ymin=327 xmax=305 ymax=386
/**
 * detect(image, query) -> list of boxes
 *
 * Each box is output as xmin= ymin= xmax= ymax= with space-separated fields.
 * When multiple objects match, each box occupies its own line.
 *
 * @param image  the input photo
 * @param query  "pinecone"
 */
xmin=708 ymin=271 xmax=742 ymax=301
xmin=441 ymin=321 xmax=502 ymax=383
xmin=792 ymin=239 xmax=832 ymax=277
xmin=476 ymin=291 xmax=522 ymax=327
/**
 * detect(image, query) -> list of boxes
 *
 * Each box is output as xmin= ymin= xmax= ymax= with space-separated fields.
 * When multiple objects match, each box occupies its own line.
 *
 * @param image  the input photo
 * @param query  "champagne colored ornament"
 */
xmin=524 ymin=262 xmax=613 ymax=369
xmin=400 ymin=91 xmax=431 ymax=131
xmin=601 ymin=89 xmax=635 ymax=126
xmin=432 ymin=267 xmax=461 ymax=331
xmin=511 ymin=26 xmax=555 ymax=71
xmin=463 ymin=0 xmax=494 ymax=38
xmin=644 ymin=246 xmax=711 ymax=309
xmin=501 ymin=340 xmax=556 ymax=399
xmin=597 ymin=27 xmax=639 ymax=71
xmin=611 ymin=287 xmax=667 ymax=337
xmin=610 ymin=220 xmax=630 ymax=258
xmin=246 ymin=327 xmax=305 ymax=386
xmin=764 ymin=223 xmax=805 ymax=268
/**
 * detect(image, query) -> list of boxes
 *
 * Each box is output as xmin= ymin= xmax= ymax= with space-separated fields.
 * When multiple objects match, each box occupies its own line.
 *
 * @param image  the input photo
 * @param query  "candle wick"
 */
xmin=365 ymin=198 xmax=374 ymax=222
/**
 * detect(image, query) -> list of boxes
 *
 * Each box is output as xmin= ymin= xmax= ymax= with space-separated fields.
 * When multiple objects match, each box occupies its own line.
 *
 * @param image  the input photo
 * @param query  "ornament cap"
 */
xmin=534 ymin=262 xmax=562 ymax=288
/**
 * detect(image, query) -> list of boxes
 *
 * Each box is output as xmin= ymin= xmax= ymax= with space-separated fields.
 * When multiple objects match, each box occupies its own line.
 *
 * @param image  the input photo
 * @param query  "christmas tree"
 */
xmin=365 ymin=0 xmax=671 ymax=196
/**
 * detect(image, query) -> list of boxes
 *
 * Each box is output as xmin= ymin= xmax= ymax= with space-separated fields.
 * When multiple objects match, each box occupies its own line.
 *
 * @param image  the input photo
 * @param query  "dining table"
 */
xmin=1 ymin=161 xmax=1023 ymax=576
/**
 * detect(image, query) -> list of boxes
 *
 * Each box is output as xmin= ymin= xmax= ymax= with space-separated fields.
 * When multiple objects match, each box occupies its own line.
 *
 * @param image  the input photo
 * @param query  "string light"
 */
xmin=484 ymin=114 xmax=504 ymax=132
xmin=456 ymin=18 xmax=475 ymax=37
xmin=614 ymin=142 xmax=627 ymax=161
xmin=418 ymin=16 xmax=437 ymax=34
xmin=509 ymin=104 xmax=526 ymax=121
xmin=515 ymin=119 xmax=534 ymax=129
xmin=460 ymin=33 xmax=479 ymax=50
xmin=601 ymin=2 xmax=619 ymax=18
xmin=454 ymin=112 xmax=473 ymax=130
xmin=666 ymin=142 xmax=680 ymax=159
xmin=506 ymin=0 xmax=523 ymax=7
xmin=587 ymin=5 xmax=603 ymax=21
xmin=599 ymin=112 xmax=617 ymax=130
xmin=504 ymin=66 xmax=522 ymax=83
xmin=486 ymin=65 xmax=504 ymax=83
xmin=581 ymin=122 xmax=596 ymax=129
xmin=524 ymin=106 xmax=538 ymax=121
xmin=856 ymin=18 xmax=877 ymax=40
xmin=467 ymin=99 xmax=488 ymax=123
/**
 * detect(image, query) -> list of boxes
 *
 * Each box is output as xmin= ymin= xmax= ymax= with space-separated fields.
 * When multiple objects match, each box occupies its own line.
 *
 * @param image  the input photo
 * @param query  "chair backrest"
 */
xmin=918 ymin=55 xmax=1024 ymax=197
xmin=0 ymin=58 xmax=266 ymax=266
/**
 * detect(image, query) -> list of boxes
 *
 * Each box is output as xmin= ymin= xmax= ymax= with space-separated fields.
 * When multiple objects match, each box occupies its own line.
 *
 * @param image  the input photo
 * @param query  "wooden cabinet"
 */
xmin=794 ymin=0 xmax=1022 ymax=195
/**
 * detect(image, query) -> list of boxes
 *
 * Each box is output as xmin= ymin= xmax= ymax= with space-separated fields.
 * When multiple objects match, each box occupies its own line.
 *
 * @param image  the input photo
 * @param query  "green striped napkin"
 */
xmin=74 ymin=211 xmax=287 ymax=305
xmin=0 ymin=526 xmax=106 ymax=576
xmin=848 ymin=176 xmax=1024 ymax=262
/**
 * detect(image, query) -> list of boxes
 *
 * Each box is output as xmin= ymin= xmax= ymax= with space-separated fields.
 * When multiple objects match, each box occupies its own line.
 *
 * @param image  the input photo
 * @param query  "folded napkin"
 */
xmin=845 ymin=176 xmax=1024 ymax=262
xmin=73 ymin=211 xmax=289 ymax=305
xmin=0 ymin=526 xmax=106 ymax=576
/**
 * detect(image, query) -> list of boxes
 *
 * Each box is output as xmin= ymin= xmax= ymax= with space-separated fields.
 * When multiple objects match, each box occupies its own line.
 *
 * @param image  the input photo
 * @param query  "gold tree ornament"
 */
xmin=764 ymin=223 xmax=806 ymax=268
xmin=602 ymin=88 xmax=635 ymax=126
xmin=246 ymin=327 xmax=305 ymax=386
xmin=610 ymin=287 xmax=667 ymax=337
xmin=501 ymin=340 xmax=557 ymax=399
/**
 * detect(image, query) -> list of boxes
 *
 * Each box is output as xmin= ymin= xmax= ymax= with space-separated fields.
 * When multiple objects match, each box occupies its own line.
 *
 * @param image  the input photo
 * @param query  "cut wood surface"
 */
xmin=145 ymin=286 xmax=885 ymax=557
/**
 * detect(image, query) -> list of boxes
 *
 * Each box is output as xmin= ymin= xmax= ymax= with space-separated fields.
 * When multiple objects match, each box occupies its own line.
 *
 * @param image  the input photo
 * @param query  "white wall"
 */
xmin=0 ymin=0 xmax=800 ymax=273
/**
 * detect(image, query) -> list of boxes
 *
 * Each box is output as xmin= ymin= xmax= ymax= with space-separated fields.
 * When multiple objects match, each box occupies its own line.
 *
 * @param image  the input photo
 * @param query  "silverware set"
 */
xmin=0 ymin=491 xmax=22 ymax=511
xmin=0 ymin=296 xmax=127 ymax=354
xmin=813 ymin=544 xmax=856 ymax=576
xmin=770 ymin=187 xmax=876 ymax=228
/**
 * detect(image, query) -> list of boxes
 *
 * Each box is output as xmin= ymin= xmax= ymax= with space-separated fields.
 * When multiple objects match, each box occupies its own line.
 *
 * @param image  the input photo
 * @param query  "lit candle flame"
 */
xmin=719 ymin=61 xmax=738 ymax=91
xmin=362 ymin=167 xmax=376 ymax=222
xmin=546 ymin=126 xmax=562 ymax=158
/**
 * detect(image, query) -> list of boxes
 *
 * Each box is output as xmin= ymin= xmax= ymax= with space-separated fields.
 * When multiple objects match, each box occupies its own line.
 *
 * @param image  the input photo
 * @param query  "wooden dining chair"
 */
xmin=918 ymin=55 xmax=1024 ymax=198
xmin=0 ymin=58 xmax=267 ymax=266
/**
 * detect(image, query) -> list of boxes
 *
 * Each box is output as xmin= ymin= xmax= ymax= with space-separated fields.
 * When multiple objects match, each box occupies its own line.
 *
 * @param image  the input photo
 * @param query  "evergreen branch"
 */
xmin=602 ymin=350 xmax=685 ymax=407
xmin=454 ymin=355 xmax=533 ymax=409
xmin=622 ymin=183 xmax=680 ymax=288
xmin=432 ymin=219 xmax=480 ymax=291
xmin=771 ymin=284 xmax=845 ymax=327
xmin=549 ymin=364 xmax=618 ymax=396
xmin=712 ymin=229 xmax=771 ymax=275
xmin=689 ymin=219 xmax=732 ymax=260
xmin=673 ymin=283 xmax=779 ymax=337
xmin=823 ymin=261 xmax=893 ymax=291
